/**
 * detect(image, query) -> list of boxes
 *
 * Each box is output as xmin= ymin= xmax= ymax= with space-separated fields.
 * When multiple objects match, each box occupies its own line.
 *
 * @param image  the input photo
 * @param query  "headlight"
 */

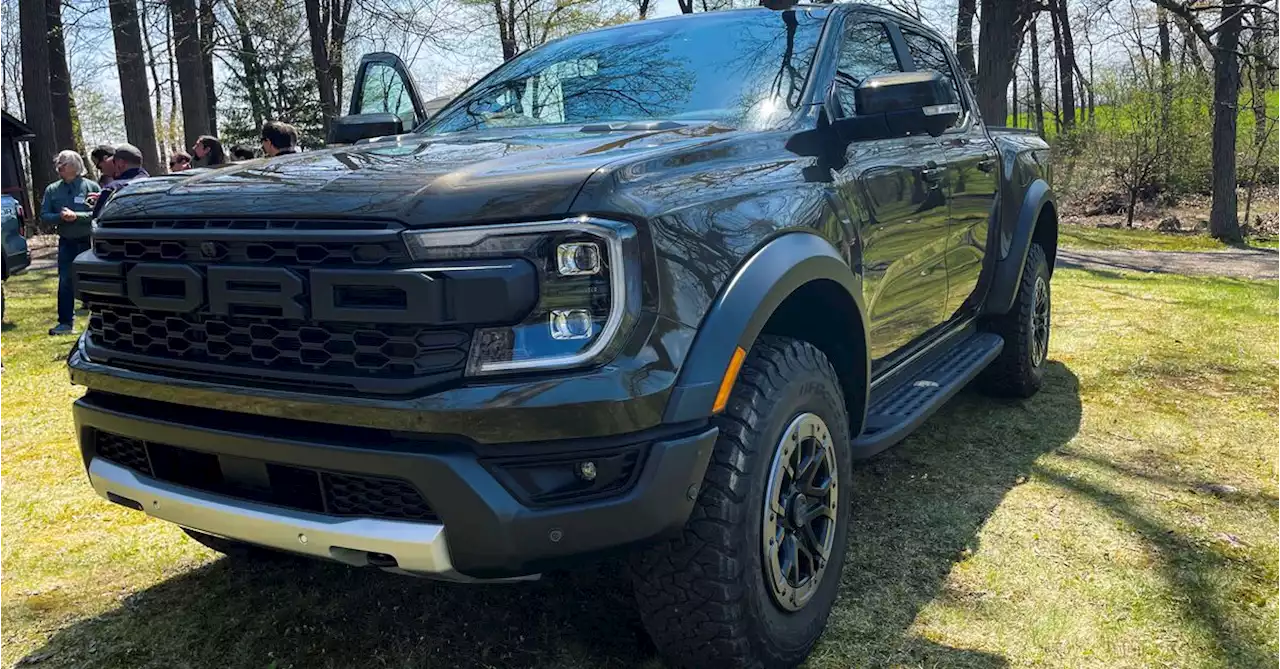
xmin=402 ymin=217 xmax=640 ymax=376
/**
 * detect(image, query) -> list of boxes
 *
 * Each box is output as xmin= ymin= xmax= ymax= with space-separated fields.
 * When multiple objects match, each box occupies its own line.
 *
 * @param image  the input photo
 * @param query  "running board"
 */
xmin=850 ymin=332 xmax=1004 ymax=459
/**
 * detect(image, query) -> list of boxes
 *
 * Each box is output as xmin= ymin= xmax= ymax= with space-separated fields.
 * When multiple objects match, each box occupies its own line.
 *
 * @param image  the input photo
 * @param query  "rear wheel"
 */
xmin=981 ymin=242 xmax=1050 ymax=397
xmin=631 ymin=336 xmax=852 ymax=669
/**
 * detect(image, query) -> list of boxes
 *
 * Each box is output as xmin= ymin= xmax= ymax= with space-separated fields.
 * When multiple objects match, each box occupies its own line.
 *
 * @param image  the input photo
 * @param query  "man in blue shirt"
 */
xmin=42 ymin=150 xmax=99 ymax=335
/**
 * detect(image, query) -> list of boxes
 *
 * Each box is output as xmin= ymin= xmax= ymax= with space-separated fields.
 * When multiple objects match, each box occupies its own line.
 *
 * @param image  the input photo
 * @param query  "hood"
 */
xmin=101 ymin=124 xmax=736 ymax=226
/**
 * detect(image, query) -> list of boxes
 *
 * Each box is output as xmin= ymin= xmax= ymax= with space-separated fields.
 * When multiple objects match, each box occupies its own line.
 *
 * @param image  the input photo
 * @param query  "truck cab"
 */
xmin=69 ymin=6 xmax=1056 ymax=668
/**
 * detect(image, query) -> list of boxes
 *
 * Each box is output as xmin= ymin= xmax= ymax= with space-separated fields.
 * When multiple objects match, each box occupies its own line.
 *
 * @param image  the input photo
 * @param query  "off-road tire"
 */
xmin=630 ymin=336 xmax=852 ymax=669
xmin=981 ymin=242 xmax=1050 ymax=397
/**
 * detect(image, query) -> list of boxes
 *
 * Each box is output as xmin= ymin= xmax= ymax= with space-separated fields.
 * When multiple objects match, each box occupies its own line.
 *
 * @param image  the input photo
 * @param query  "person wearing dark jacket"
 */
xmin=42 ymin=150 xmax=100 ymax=335
xmin=88 ymin=143 xmax=150 ymax=221
xmin=260 ymin=120 xmax=300 ymax=157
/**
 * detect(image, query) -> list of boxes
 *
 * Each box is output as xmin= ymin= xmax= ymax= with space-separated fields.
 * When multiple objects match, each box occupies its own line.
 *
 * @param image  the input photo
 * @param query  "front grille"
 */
xmin=93 ymin=237 xmax=409 ymax=267
xmin=94 ymin=431 xmax=438 ymax=522
xmin=79 ymin=219 xmax=478 ymax=395
xmin=86 ymin=297 xmax=468 ymax=378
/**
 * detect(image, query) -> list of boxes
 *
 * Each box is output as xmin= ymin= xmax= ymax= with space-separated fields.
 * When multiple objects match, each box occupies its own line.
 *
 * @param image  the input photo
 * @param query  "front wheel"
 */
xmin=631 ymin=336 xmax=852 ymax=669
xmin=981 ymin=242 xmax=1051 ymax=397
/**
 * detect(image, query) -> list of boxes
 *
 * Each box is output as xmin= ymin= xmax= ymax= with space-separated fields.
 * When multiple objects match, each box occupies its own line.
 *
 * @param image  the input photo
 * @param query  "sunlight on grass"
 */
xmin=2 ymin=266 xmax=1276 ymax=668
xmin=1060 ymin=225 xmax=1280 ymax=252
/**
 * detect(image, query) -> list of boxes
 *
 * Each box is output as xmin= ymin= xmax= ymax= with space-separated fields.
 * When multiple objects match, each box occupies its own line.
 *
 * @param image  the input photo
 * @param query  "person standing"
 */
xmin=192 ymin=135 xmax=227 ymax=167
xmin=260 ymin=120 xmax=300 ymax=157
xmin=90 ymin=144 xmax=117 ymax=186
xmin=89 ymin=143 xmax=150 ymax=217
xmin=41 ymin=150 xmax=100 ymax=335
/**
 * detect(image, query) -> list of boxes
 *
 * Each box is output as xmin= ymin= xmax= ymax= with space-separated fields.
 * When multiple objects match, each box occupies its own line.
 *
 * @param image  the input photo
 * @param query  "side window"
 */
xmin=358 ymin=62 xmax=417 ymax=128
xmin=835 ymin=22 xmax=902 ymax=117
xmin=901 ymin=30 xmax=966 ymax=128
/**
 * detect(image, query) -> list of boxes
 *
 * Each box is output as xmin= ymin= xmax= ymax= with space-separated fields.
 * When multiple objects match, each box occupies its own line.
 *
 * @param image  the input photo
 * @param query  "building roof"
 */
xmin=1 ymin=110 xmax=35 ymax=140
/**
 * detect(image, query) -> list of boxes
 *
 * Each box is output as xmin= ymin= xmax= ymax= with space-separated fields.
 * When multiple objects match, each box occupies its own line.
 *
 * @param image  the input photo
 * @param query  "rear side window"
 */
xmin=901 ymin=29 xmax=965 ymax=128
xmin=834 ymin=22 xmax=901 ymax=116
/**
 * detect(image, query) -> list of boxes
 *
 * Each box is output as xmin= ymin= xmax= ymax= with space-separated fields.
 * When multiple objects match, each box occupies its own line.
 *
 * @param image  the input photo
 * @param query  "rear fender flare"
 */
xmin=663 ymin=232 xmax=870 ymax=424
xmin=984 ymin=179 xmax=1055 ymax=315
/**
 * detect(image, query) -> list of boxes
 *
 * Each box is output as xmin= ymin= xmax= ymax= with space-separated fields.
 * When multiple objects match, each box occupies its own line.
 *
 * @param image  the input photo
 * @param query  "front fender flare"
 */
xmin=663 ymin=232 xmax=869 ymax=424
xmin=984 ymin=179 xmax=1055 ymax=315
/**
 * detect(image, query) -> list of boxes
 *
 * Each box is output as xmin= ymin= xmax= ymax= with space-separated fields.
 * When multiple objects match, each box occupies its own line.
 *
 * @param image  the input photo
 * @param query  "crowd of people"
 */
xmin=39 ymin=119 xmax=302 ymax=336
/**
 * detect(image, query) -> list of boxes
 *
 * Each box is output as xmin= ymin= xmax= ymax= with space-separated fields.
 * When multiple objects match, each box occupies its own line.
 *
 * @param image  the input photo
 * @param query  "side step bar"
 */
xmin=850 ymin=332 xmax=1004 ymax=459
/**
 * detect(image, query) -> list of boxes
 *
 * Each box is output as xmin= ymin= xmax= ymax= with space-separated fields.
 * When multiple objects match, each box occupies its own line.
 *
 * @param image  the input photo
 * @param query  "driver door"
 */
xmin=348 ymin=53 xmax=428 ymax=132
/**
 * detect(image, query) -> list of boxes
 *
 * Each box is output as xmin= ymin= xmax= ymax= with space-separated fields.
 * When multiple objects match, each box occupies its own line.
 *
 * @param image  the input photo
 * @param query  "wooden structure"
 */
xmin=1 ymin=110 xmax=35 ymax=215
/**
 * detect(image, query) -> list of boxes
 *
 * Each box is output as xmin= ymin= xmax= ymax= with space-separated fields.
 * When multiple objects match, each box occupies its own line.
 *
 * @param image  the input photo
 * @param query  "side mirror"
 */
xmin=327 ymin=113 xmax=404 ymax=146
xmin=833 ymin=71 xmax=960 ymax=142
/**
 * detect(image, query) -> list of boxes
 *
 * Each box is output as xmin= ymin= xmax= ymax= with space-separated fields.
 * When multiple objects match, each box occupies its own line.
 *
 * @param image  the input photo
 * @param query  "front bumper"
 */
xmin=75 ymin=392 xmax=717 ymax=579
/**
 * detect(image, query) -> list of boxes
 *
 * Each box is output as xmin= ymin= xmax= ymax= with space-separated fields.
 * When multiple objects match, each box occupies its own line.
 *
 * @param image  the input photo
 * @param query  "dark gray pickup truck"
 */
xmin=69 ymin=4 xmax=1055 ymax=667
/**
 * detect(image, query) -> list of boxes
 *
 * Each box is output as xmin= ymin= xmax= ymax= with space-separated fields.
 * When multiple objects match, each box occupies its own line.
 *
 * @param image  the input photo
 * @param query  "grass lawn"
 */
xmin=2 ymin=265 xmax=1277 ymax=669
xmin=1060 ymin=225 xmax=1280 ymax=252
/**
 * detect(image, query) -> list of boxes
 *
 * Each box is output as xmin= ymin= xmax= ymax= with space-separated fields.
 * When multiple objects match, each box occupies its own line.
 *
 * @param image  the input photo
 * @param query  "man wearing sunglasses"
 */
xmin=89 ymin=144 xmax=117 ymax=186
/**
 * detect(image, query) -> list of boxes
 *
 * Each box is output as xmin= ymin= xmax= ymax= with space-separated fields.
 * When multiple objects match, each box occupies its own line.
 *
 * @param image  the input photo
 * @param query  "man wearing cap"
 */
xmin=88 ymin=143 xmax=150 ymax=220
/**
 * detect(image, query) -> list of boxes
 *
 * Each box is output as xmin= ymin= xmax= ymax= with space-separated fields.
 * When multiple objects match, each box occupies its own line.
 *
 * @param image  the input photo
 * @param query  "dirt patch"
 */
xmin=1059 ymin=248 xmax=1278 ymax=280
xmin=1061 ymin=186 xmax=1279 ymax=237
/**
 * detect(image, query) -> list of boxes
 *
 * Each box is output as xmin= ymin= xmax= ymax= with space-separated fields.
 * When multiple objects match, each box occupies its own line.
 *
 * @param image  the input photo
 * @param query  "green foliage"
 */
xmin=217 ymin=0 xmax=325 ymax=149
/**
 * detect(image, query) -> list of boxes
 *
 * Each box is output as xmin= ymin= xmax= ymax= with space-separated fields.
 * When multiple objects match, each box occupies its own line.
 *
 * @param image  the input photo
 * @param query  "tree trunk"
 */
xmin=1208 ymin=0 xmax=1244 ymax=243
xmin=1030 ymin=17 xmax=1044 ymax=136
xmin=1011 ymin=58 xmax=1018 ymax=128
xmin=1127 ymin=189 xmax=1137 ymax=228
xmin=228 ymin=0 xmax=269 ymax=128
xmin=45 ymin=0 xmax=78 ymax=154
xmin=330 ymin=0 xmax=352 ymax=119
xmin=1051 ymin=0 xmax=1075 ymax=130
xmin=677 ymin=0 xmax=692 ymax=13
xmin=955 ymin=0 xmax=976 ymax=85
xmin=199 ymin=0 xmax=217 ymax=131
xmin=1248 ymin=6 xmax=1272 ymax=152
xmin=494 ymin=0 xmax=518 ymax=60
xmin=20 ymin=0 xmax=58 ymax=210
xmin=108 ymin=0 xmax=161 ymax=175
xmin=975 ymin=0 xmax=1029 ymax=125
xmin=1157 ymin=5 xmax=1172 ymax=65
xmin=637 ymin=0 xmax=650 ymax=19
xmin=304 ymin=0 xmax=337 ymax=136
xmin=169 ymin=0 xmax=211 ymax=146
xmin=139 ymin=0 xmax=168 ymax=166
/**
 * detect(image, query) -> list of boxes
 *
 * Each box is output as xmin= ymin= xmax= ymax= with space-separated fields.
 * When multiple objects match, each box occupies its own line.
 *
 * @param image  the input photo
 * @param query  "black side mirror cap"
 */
xmin=327 ymin=113 xmax=404 ymax=146
xmin=836 ymin=71 xmax=961 ymax=141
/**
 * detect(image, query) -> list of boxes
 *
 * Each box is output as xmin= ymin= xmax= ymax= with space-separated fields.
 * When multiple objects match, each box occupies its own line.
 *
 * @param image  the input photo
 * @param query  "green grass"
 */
xmin=2 ymin=266 xmax=1277 ymax=668
xmin=1060 ymin=225 xmax=1280 ymax=251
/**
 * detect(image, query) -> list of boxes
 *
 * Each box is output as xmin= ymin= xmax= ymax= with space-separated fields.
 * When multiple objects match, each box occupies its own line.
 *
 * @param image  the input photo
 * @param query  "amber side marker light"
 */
xmin=712 ymin=347 xmax=748 ymax=414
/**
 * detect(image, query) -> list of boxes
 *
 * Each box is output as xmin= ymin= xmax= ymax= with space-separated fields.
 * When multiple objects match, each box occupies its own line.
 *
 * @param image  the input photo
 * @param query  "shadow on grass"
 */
xmin=19 ymin=363 xmax=1083 ymax=669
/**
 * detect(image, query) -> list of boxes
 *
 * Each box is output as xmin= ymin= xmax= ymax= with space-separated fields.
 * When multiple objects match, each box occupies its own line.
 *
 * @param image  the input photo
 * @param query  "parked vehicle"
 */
xmin=67 ymin=5 xmax=1056 ymax=667
xmin=1 ymin=190 xmax=30 ymax=322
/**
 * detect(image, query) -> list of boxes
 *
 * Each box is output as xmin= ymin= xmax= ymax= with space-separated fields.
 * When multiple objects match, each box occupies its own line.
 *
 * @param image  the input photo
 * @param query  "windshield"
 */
xmin=422 ymin=9 xmax=827 ymax=135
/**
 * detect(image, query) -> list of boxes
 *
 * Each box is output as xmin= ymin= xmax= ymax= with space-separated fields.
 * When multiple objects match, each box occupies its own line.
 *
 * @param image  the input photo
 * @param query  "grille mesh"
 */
xmin=322 ymin=473 xmax=437 ymax=521
xmin=93 ymin=237 xmax=409 ymax=267
xmin=96 ymin=432 xmax=152 ymax=475
xmin=94 ymin=431 xmax=437 ymax=522
xmin=87 ymin=299 xmax=468 ymax=378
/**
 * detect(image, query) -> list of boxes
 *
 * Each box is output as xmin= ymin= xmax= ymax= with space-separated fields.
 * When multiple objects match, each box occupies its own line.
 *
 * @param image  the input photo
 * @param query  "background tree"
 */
xmin=303 ymin=0 xmax=355 ymax=137
xmin=19 ymin=0 xmax=56 ymax=209
xmin=170 ymin=0 xmax=212 ymax=146
xmin=108 ymin=0 xmax=162 ymax=174
xmin=47 ymin=0 xmax=82 ymax=155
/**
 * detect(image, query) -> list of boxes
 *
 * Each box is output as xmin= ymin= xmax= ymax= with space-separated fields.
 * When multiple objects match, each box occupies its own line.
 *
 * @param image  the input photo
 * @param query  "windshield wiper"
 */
xmin=578 ymin=120 xmax=687 ymax=132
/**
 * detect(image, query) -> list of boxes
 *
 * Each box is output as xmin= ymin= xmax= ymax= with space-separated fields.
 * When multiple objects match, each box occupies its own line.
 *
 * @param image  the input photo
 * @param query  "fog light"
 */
xmin=550 ymin=309 xmax=594 ymax=340
xmin=577 ymin=461 xmax=597 ymax=482
xmin=556 ymin=242 xmax=601 ymax=276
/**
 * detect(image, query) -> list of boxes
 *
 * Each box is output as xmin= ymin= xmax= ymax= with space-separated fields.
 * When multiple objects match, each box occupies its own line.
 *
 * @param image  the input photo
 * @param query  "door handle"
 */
xmin=921 ymin=163 xmax=945 ymax=184
xmin=977 ymin=156 xmax=996 ymax=173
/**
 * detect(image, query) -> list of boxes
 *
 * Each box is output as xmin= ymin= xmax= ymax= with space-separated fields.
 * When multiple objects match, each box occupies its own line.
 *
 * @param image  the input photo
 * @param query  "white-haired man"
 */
xmin=41 ymin=150 xmax=100 ymax=335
